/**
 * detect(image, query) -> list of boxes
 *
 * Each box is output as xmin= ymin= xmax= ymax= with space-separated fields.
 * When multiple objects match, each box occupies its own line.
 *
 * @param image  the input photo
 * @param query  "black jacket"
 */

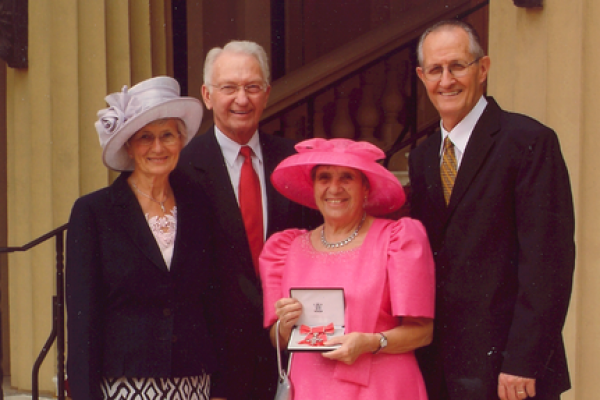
xmin=66 ymin=171 xmax=218 ymax=400
xmin=176 ymin=128 xmax=321 ymax=399
xmin=409 ymin=97 xmax=575 ymax=399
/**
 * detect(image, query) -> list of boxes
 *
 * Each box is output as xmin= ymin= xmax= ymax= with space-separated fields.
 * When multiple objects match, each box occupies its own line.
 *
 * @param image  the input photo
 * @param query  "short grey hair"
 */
xmin=147 ymin=117 xmax=187 ymax=138
xmin=126 ymin=117 xmax=187 ymax=147
xmin=417 ymin=20 xmax=485 ymax=67
xmin=203 ymin=40 xmax=271 ymax=92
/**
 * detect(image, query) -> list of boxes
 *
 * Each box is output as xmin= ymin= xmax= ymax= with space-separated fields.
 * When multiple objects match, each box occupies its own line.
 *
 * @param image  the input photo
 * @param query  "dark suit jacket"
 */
xmin=66 ymin=172 xmax=218 ymax=400
xmin=409 ymin=97 xmax=575 ymax=399
xmin=177 ymin=128 xmax=320 ymax=399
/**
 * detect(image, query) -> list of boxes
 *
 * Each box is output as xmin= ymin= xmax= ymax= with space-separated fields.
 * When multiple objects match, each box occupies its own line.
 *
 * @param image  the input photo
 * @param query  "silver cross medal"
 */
xmin=310 ymin=333 xmax=322 ymax=345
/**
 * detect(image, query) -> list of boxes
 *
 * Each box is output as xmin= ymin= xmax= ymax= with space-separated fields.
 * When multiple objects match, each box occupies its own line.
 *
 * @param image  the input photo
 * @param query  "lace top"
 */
xmin=146 ymin=206 xmax=177 ymax=269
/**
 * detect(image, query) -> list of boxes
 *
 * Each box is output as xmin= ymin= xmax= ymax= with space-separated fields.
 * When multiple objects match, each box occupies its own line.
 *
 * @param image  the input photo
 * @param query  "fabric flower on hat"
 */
xmin=95 ymin=85 xmax=143 ymax=147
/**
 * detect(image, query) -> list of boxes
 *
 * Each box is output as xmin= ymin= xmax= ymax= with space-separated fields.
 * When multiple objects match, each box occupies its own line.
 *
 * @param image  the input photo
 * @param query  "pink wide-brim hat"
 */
xmin=95 ymin=76 xmax=203 ymax=171
xmin=271 ymin=138 xmax=405 ymax=216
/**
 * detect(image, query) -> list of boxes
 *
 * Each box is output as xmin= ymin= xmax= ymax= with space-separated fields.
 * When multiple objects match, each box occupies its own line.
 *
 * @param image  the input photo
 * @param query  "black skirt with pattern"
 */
xmin=100 ymin=374 xmax=210 ymax=400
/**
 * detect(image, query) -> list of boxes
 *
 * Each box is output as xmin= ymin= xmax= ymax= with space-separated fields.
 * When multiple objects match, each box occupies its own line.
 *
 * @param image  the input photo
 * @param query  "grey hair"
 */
xmin=148 ymin=117 xmax=187 ymax=137
xmin=417 ymin=20 xmax=485 ymax=67
xmin=126 ymin=117 xmax=187 ymax=147
xmin=203 ymin=40 xmax=271 ymax=92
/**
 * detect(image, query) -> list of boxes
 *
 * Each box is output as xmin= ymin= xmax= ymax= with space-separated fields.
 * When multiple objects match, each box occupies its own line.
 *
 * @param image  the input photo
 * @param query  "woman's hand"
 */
xmin=321 ymin=316 xmax=434 ymax=364
xmin=269 ymin=298 xmax=302 ymax=347
xmin=321 ymin=332 xmax=379 ymax=365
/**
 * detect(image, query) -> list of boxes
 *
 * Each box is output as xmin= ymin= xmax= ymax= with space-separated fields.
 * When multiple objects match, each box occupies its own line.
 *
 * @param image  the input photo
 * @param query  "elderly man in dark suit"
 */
xmin=177 ymin=41 xmax=319 ymax=400
xmin=409 ymin=20 xmax=575 ymax=400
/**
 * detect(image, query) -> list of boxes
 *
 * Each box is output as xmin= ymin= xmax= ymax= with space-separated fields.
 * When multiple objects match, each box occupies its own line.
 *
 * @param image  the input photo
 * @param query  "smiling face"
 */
xmin=417 ymin=27 xmax=490 ymax=131
xmin=313 ymin=165 xmax=369 ymax=224
xmin=126 ymin=118 xmax=184 ymax=177
xmin=201 ymin=51 xmax=271 ymax=144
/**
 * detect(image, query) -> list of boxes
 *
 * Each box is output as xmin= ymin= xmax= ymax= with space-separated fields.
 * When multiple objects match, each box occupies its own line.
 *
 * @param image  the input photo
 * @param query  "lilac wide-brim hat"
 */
xmin=95 ymin=76 xmax=203 ymax=171
xmin=271 ymin=138 xmax=405 ymax=216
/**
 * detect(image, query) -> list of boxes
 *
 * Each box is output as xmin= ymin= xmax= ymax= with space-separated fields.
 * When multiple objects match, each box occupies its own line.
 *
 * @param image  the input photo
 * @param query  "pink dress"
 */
xmin=260 ymin=218 xmax=435 ymax=400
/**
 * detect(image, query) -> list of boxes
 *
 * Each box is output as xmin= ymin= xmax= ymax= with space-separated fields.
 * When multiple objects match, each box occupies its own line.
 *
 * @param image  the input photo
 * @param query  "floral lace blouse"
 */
xmin=145 ymin=206 xmax=177 ymax=269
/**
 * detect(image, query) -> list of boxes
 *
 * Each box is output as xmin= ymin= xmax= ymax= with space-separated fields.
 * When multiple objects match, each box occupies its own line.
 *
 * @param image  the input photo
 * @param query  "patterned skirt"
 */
xmin=100 ymin=374 xmax=210 ymax=400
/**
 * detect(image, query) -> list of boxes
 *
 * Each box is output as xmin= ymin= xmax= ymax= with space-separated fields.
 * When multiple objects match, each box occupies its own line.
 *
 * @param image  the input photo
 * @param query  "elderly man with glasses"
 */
xmin=177 ymin=40 xmax=319 ymax=400
xmin=409 ymin=20 xmax=575 ymax=400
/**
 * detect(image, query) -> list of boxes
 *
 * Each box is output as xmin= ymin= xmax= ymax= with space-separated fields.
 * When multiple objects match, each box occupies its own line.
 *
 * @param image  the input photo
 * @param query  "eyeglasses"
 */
xmin=130 ymin=131 xmax=181 ymax=147
xmin=210 ymin=83 xmax=266 ymax=95
xmin=421 ymin=57 xmax=482 ymax=82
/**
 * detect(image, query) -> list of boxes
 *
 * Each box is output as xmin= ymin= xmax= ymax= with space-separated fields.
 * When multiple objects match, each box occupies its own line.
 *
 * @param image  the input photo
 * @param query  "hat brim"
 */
xmin=102 ymin=97 xmax=203 ymax=171
xmin=271 ymin=151 xmax=406 ymax=217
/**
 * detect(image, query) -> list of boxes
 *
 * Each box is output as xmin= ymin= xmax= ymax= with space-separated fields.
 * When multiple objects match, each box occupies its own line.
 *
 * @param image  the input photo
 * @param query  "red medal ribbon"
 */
xmin=298 ymin=323 xmax=335 ymax=346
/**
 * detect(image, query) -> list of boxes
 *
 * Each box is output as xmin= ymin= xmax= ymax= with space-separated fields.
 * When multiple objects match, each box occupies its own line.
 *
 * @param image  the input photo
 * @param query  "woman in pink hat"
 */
xmin=66 ymin=77 xmax=223 ymax=400
xmin=260 ymin=138 xmax=435 ymax=399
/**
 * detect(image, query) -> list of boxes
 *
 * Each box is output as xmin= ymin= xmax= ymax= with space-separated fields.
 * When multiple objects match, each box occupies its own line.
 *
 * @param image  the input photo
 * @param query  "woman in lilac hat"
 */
xmin=260 ymin=138 xmax=435 ymax=399
xmin=66 ymin=76 xmax=222 ymax=400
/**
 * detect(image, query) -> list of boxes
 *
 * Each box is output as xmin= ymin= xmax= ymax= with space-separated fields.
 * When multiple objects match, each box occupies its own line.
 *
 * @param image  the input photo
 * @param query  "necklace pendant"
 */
xmin=131 ymin=180 xmax=169 ymax=213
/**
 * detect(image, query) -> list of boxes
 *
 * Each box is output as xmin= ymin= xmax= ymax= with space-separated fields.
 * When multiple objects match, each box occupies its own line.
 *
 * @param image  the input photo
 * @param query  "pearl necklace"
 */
xmin=320 ymin=213 xmax=367 ymax=249
xmin=131 ymin=181 xmax=168 ymax=213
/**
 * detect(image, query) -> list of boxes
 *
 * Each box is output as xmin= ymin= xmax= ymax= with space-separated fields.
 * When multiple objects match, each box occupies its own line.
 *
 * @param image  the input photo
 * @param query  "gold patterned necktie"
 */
xmin=441 ymin=136 xmax=458 ymax=205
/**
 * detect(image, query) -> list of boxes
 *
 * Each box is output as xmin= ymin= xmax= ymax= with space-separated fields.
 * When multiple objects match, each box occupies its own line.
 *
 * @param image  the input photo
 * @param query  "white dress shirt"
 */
xmin=439 ymin=96 xmax=488 ymax=169
xmin=214 ymin=127 xmax=268 ymax=239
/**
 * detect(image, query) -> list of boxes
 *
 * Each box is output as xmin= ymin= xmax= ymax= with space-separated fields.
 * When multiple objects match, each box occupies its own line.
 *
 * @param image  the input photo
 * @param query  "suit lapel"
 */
xmin=191 ymin=130 xmax=256 ymax=274
xmin=110 ymin=173 xmax=169 ymax=272
xmin=168 ymin=173 xmax=195 ymax=274
xmin=446 ymin=98 xmax=501 ymax=215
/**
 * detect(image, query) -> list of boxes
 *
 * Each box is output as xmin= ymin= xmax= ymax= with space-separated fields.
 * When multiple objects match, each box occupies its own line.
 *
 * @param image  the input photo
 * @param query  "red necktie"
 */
xmin=239 ymin=146 xmax=264 ymax=275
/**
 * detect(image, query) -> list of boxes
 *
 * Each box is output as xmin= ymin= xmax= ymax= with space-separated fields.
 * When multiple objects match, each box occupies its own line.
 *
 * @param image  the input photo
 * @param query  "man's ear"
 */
xmin=478 ymin=56 xmax=491 ymax=84
xmin=416 ymin=67 xmax=426 ymax=84
xmin=201 ymin=84 xmax=213 ymax=110
xmin=263 ymin=85 xmax=272 ymax=106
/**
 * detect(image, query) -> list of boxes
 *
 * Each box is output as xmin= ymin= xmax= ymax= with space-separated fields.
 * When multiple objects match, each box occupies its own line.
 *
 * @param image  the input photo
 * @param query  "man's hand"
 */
xmin=498 ymin=372 xmax=536 ymax=400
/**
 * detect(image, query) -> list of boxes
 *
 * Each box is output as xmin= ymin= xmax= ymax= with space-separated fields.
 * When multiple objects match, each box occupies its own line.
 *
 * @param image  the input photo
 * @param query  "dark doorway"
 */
xmin=172 ymin=0 xmax=188 ymax=95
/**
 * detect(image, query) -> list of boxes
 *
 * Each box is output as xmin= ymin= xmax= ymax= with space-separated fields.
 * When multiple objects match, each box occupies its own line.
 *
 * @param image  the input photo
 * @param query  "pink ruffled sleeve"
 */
xmin=387 ymin=218 xmax=435 ymax=318
xmin=259 ymin=228 xmax=306 ymax=328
